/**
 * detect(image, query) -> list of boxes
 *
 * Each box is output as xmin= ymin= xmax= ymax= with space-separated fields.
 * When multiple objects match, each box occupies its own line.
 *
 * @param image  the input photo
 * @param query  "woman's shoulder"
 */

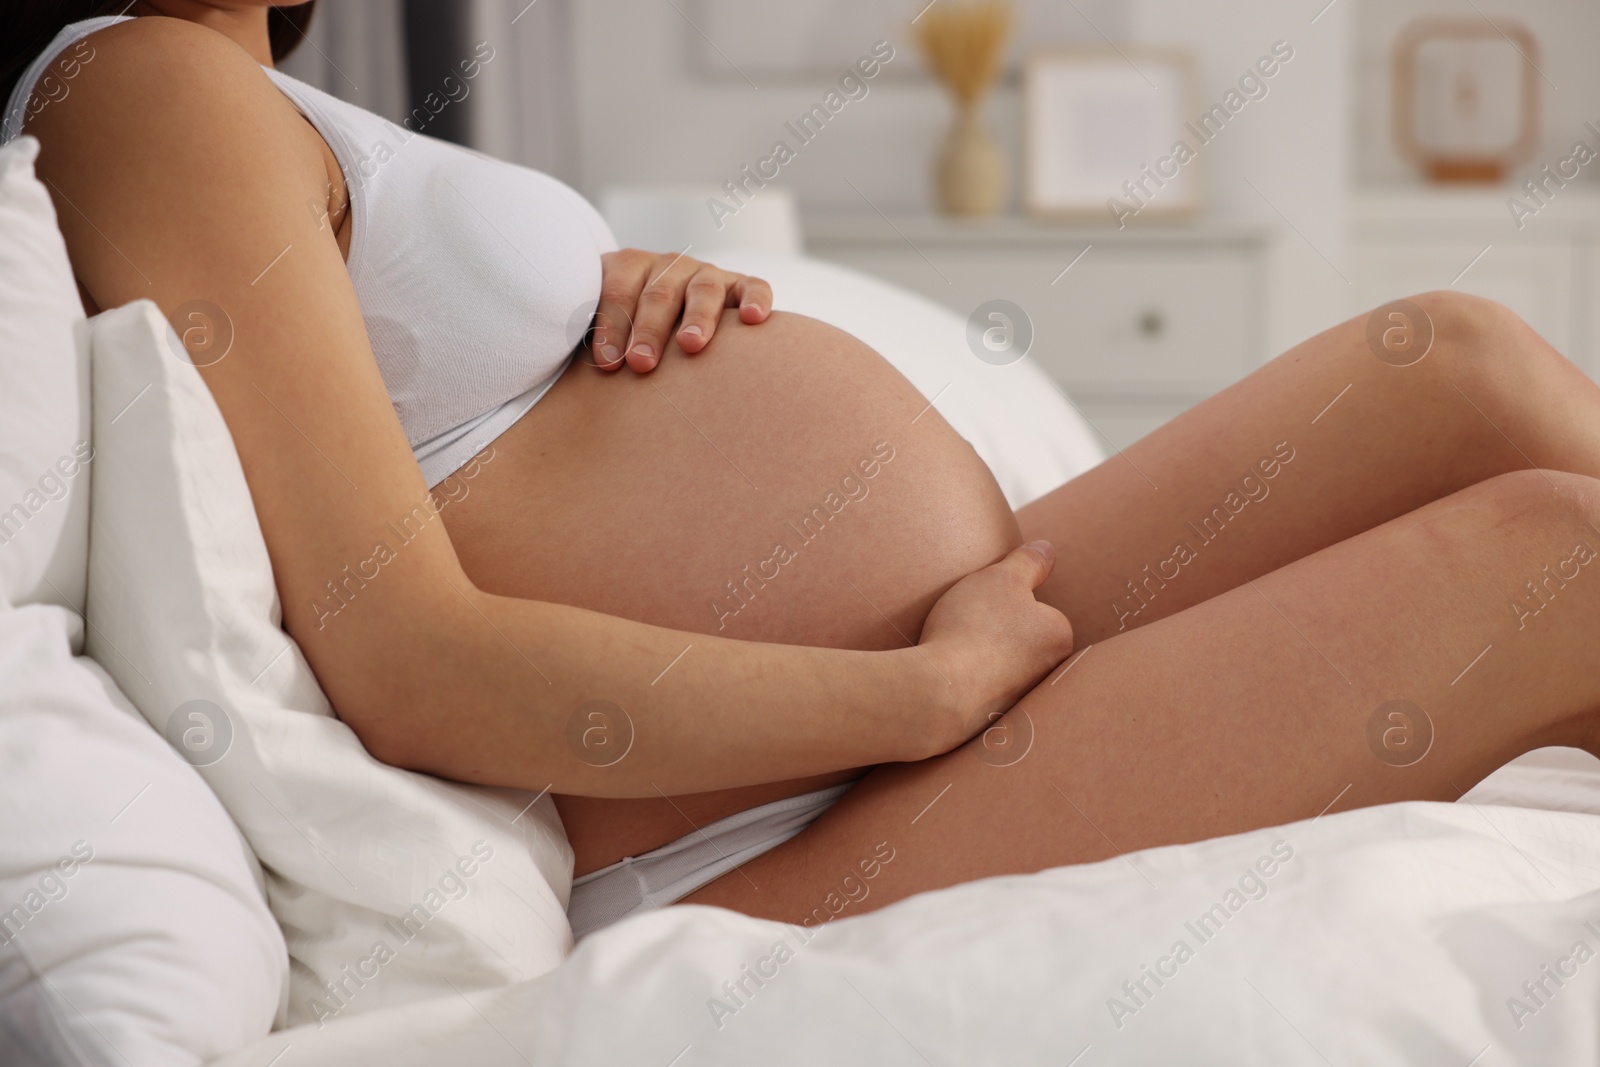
xmin=25 ymin=16 xmax=340 ymax=316
xmin=61 ymin=14 xmax=263 ymax=80
xmin=25 ymin=16 xmax=307 ymax=153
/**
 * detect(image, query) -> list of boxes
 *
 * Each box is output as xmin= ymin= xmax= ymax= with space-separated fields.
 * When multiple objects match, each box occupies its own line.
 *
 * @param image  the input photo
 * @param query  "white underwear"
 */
xmin=567 ymin=782 xmax=854 ymax=940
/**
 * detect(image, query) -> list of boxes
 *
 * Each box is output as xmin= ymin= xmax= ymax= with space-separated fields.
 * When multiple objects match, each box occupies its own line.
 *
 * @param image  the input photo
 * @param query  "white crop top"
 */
xmin=3 ymin=16 xmax=618 ymax=487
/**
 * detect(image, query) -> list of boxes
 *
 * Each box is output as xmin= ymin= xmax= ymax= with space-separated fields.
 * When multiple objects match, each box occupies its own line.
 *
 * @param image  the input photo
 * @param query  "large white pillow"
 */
xmin=0 ymin=136 xmax=91 ymax=619
xmin=0 ymin=602 xmax=287 ymax=1067
xmin=83 ymin=300 xmax=574 ymax=1028
xmin=712 ymin=248 xmax=1106 ymax=507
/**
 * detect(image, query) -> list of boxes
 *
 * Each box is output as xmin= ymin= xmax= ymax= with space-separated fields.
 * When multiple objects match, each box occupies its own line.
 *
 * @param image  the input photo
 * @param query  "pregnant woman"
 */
xmin=10 ymin=0 xmax=1600 ymax=939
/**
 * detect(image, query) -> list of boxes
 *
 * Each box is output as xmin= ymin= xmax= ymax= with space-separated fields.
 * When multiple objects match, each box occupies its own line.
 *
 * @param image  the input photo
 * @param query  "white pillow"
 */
xmin=83 ymin=300 xmax=574 ymax=1029
xmin=0 ymin=602 xmax=287 ymax=1067
xmin=711 ymin=249 xmax=1106 ymax=507
xmin=0 ymin=136 xmax=91 ymax=620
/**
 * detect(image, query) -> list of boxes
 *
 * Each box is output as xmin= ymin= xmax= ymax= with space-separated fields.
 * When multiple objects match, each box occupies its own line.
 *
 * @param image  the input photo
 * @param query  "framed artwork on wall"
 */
xmin=1023 ymin=50 xmax=1200 ymax=224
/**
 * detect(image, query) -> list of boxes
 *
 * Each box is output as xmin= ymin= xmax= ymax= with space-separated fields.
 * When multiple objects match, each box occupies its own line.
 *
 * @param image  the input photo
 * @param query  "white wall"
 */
xmin=573 ymin=0 xmax=992 ymax=212
xmin=571 ymin=0 xmax=1353 ymax=354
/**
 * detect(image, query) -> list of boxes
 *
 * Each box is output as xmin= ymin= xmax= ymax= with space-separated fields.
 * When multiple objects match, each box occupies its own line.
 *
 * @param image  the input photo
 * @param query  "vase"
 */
xmin=935 ymin=101 xmax=1006 ymax=216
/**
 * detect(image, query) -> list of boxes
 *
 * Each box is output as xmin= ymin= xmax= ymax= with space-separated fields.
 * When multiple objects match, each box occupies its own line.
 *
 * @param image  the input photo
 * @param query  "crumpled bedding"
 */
xmin=214 ymin=748 xmax=1600 ymax=1066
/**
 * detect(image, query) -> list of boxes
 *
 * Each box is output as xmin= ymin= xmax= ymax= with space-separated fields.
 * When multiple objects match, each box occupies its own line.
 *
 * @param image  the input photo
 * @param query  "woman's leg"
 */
xmin=1020 ymin=290 xmax=1600 ymax=643
xmin=685 ymin=468 xmax=1600 ymax=923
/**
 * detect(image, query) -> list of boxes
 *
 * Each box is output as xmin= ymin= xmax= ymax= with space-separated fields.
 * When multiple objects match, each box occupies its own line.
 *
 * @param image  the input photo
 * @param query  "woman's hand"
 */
xmin=915 ymin=541 xmax=1076 ymax=756
xmin=591 ymin=248 xmax=773 ymax=373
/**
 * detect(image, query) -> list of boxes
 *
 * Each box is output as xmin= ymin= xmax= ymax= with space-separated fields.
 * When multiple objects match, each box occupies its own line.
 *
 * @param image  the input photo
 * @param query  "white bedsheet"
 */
xmin=214 ymin=748 xmax=1600 ymax=1066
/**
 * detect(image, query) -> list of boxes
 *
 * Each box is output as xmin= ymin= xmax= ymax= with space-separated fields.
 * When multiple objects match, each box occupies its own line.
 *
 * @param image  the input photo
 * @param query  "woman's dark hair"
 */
xmin=0 ymin=2 xmax=317 ymax=113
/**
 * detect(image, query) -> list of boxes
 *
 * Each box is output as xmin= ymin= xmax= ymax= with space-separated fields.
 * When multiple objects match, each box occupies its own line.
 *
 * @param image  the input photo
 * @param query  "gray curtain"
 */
xmin=465 ymin=0 xmax=579 ymax=184
xmin=276 ymin=0 xmax=577 ymax=181
xmin=275 ymin=0 xmax=409 ymax=126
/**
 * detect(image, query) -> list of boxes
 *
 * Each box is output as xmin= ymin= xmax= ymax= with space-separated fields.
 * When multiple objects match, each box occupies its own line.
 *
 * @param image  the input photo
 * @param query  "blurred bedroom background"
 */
xmin=288 ymin=0 xmax=1600 ymax=449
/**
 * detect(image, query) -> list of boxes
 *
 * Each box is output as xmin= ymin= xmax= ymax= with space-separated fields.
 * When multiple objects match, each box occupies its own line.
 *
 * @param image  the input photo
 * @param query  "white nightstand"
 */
xmin=805 ymin=212 xmax=1271 ymax=451
xmin=1349 ymin=188 xmax=1600 ymax=375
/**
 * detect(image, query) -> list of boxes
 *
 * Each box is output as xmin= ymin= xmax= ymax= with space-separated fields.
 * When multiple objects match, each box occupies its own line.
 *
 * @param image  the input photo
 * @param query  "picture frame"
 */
xmin=1023 ymin=50 xmax=1201 ymax=224
xmin=1392 ymin=17 xmax=1540 ymax=183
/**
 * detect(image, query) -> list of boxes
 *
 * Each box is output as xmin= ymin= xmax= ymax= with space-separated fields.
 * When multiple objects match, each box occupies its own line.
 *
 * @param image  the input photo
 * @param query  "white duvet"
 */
xmin=216 ymin=748 xmax=1600 ymax=1066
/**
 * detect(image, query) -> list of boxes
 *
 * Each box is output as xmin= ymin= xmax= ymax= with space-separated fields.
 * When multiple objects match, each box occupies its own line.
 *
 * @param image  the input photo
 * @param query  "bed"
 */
xmin=2 ymin=132 xmax=1598 ymax=1067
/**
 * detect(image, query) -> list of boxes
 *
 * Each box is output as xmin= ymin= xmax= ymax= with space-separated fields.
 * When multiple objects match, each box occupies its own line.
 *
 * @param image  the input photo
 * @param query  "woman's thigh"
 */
xmin=685 ymin=469 xmax=1600 ymax=924
xmin=1020 ymin=290 xmax=1600 ymax=646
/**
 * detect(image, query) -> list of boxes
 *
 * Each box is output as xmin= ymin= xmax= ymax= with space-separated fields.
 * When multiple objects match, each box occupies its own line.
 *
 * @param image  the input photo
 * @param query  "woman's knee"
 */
xmin=1422 ymin=469 xmax=1600 ymax=556
xmin=1402 ymin=290 xmax=1567 ymax=390
xmin=1485 ymin=468 xmax=1600 ymax=516
xmin=1403 ymin=290 xmax=1528 ymax=351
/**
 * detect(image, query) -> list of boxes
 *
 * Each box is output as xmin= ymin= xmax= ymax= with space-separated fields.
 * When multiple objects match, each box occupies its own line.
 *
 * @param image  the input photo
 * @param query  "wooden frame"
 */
xmin=1392 ymin=17 xmax=1540 ymax=183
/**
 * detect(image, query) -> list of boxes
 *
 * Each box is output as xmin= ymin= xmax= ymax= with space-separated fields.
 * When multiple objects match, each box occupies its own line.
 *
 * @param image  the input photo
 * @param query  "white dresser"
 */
xmin=1348 ymin=189 xmax=1600 ymax=376
xmin=806 ymin=212 xmax=1271 ymax=451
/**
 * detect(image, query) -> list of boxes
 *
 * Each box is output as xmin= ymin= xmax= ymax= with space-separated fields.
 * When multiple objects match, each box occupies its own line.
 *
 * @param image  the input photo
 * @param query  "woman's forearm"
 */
xmin=358 ymin=584 xmax=956 ymax=798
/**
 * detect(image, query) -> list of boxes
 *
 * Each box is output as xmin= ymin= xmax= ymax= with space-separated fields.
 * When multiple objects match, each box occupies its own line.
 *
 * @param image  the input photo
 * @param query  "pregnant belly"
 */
xmin=438 ymin=310 xmax=1020 ymax=875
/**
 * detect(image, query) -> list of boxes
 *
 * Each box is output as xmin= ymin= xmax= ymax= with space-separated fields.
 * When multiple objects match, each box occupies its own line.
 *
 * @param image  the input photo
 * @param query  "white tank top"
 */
xmin=3 ymin=16 xmax=618 ymax=487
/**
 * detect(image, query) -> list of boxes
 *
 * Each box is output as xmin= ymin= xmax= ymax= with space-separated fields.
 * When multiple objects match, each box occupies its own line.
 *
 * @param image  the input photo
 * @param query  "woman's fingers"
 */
xmin=676 ymin=270 xmax=773 ymax=353
xmin=593 ymin=250 xmax=774 ymax=373
xmin=1011 ymin=540 xmax=1056 ymax=586
xmin=674 ymin=268 xmax=735 ymax=353
xmin=730 ymin=274 xmax=773 ymax=325
xmin=624 ymin=253 xmax=699 ymax=372
xmin=593 ymin=249 xmax=651 ymax=371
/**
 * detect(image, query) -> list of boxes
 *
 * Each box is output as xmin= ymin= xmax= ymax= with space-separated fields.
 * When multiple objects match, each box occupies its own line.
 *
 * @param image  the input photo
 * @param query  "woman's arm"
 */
xmin=31 ymin=17 xmax=1073 ymax=798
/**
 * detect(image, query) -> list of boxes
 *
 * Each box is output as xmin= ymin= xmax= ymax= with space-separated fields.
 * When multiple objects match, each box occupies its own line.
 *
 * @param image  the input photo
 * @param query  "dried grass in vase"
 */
xmin=914 ymin=0 xmax=1014 ymax=215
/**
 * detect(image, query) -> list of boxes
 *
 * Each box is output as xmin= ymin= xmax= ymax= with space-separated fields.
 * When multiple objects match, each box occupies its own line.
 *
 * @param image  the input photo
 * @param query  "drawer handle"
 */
xmin=1138 ymin=309 xmax=1165 ymax=338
